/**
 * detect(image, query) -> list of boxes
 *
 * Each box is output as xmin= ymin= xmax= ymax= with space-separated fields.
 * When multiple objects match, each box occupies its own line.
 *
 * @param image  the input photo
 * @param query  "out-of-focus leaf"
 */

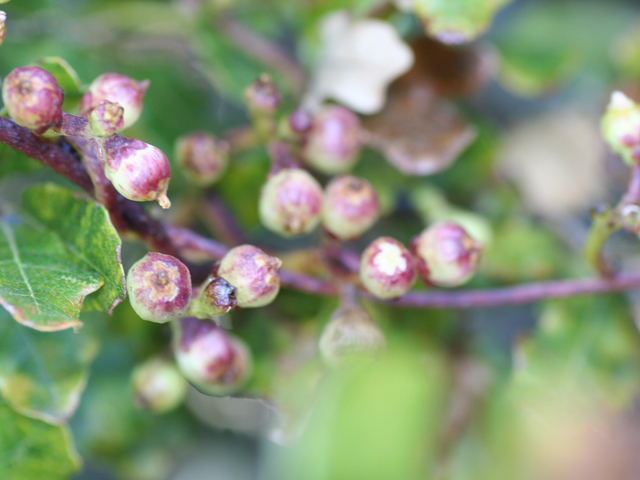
xmin=0 ymin=144 xmax=43 ymax=180
xmin=0 ymin=308 xmax=99 ymax=425
xmin=33 ymin=57 xmax=83 ymax=110
xmin=0 ymin=401 xmax=81 ymax=480
xmin=397 ymin=0 xmax=512 ymax=44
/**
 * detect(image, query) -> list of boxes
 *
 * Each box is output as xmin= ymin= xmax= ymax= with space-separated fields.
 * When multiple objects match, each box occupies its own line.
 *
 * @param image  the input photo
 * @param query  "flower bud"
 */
xmin=601 ymin=91 xmax=640 ymax=166
xmin=303 ymin=105 xmax=362 ymax=174
xmin=1 ymin=66 xmax=63 ymax=132
xmin=0 ymin=12 xmax=6 ymax=46
xmin=127 ymin=253 xmax=192 ymax=323
xmin=79 ymin=73 xmax=149 ymax=130
xmin=131 ymin=357 xmax=187 ymax=413
xmin=244 ymin=73 xmax=280 ymax=115
xmin=173 ymin=317 xmax=252 ymax=396
xmin=176 ymin=132 xmax=229 ymax=186
xmin=360 ymin=237 xmax=416 ymax=299
xmin=188 ymin=276 xmax=237 ymax=319
xmin=259 ymin=168 xmax=323 ymax=237
xmin=323 ymin=175 xmax=380 ymax=240
xmin=319 ymin=304 xmax=385 ymax=367
xmin=411 ymin=222 xmax=482 ymax=288
xmin=103 ymin=135 xmax=172 ymax=208
xmin=217 ymin=245 xmax=282 ymax=308
xmin=88 ymin=101 xmax=124 ymax=136
xmin=288 ymin=109 xmax=313 ymax=134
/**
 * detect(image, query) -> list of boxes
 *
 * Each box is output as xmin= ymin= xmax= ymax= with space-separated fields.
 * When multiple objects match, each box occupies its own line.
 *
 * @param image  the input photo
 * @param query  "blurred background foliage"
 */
xmin=4 ymin=0 xmax=640 ymax=479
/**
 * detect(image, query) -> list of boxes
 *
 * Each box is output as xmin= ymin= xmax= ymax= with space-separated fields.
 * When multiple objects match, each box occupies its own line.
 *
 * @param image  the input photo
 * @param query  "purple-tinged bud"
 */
xmin=88 ymin=101 xmax=124 ymax=137
xmin=360 ymin=237 xmax=417 ymax=299
xmin=131 ymin=357 xmax=187 ymax=413
xmin=323 ymin=175 xmax=380 ymax=240
xmin=1 ymin=66 xmax=63 ymax=132
xmin=411 ymin=222 xmax=482 ymax=288
xmin=259 ymin=168 xmax=323 ymax=237
xmin=244 ymin=73 xmax=280 ymax=114
xmin=288 ymin=109 xmax=313 ymax=134
xmin=319 ymin=304 xmax=385 ymax=367
xmin=303 ymin=105 xmax=362 ymax=174
xmin=176 ymin=132 xmax=229 ymax=186
xmin=173 ymin=317 xmax=252 ymax=396
xmin=79 ymin=73 xmax=149 ymax=130
xmin=127 ymin=253 xmax=192 ymax=323
xmin=217 ymin=245 xmax=282 ymax=308
xmin=103 ymin=135 xmax=172 ymax=208
xmin=601 ymin=91 xmax=640 ymax=166
xmin=188 ymin=276 xmax=237 ymax=319
xmin=0 ymin=12 xmax=6 ymax=46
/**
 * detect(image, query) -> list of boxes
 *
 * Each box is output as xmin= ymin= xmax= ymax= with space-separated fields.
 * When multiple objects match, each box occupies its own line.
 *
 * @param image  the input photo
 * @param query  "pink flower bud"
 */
xmin=0 ymin=12 xmax=6 ymax=45
xmin=103 ymin=135 xmax=172 ymax=208
xmin=323 ymin=175 xmax=380 ymax=240
xmin=173 ymin=317 xmax=252 ymax=396
xmin=601 ymin=91 xmax=640 ymax=166
xmin=288 ymin=109 xmax=313 ymax=134
xmin=88 ymin=101 xmax=124 ymax=136
xmin=131 ymin=357 xmax=187 ymax=413
xmin=303 ymin=105 xmax=362 ymax=174
xmin=319 ymin=304 xmax=385 ymax=367
xmin=127 ymin=253 xmax=192 ymax=323
xmin=176 ymin=132 xmax=229 ymax=186
xmin=360 ymin=237 xmax=417 ymax=299
xmin=244 ymin=73 xmax=280 ymax=114
xmin=259 ymin=168 xmax=323 ymax=237
xmin=411 ymin=222 xmax=482 ymax=288
xmin=80 ymin=73 xmax=149 ymax=130
xmin=188 ymin=276 xmax=237 ymax=319
xmin=217 ymin=245 xmax=282 ymax=308
xmin=1 ymin=66 xmax=63 ymax=132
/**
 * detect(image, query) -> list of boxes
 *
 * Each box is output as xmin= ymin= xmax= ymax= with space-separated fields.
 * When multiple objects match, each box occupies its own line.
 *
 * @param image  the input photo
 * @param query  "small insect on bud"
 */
xmin=131 ymin=357 xmax=187 ymax=413
xmin=79 ymin=73 xmax=149 ymax=130
xmin=173 ymin=317 xmax=252 ymax=396
xmin=88 ymin=101 xmax=124 ymax=137
xmin=176 ymin=132 xmax=229 ymax=186
xmin=360 ymin=237 xmax=417 ymax=299
xmin=217 ymin=245 xmax=282 ymax=308
xmin=127 ymin=253 xmax=192 ymax=323
xmin=0 ymin=11 xmax=6 ymax=46
xmin=323 ymin=175 xmax=380 ymax=240
xmin=601 ymin=91 xmax=640 ymax=166
xmin=103 ymin=135 xmax=172 ymax=208
xmin=1 ymin=66 xmax=63 ymax=132
xmin=259 ymin=168 xmax=324 ymax=237
xmin=244 ymin=73 xmax=280 ymax=115
xmin=188 ymin=276 xmax=237 ymax=319
xmin=303 ymin=105 xmax=362 ymax=174
xmin=319 ymin=304 xmax=386 ymax=367
xmin=411 ymin=222 xmax=482 ymax=288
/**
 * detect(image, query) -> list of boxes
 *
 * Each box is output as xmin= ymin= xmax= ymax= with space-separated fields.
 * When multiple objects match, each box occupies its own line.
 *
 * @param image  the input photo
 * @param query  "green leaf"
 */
xmin=0 ymin=308 xmax=99 ymax=425
xmin=412 ymin=0 xmax=512 ymax=44
xmin=0 ymin=401 xmax=81 ymax=480
xmin=32 ymin=57 xmax=83 ymax=111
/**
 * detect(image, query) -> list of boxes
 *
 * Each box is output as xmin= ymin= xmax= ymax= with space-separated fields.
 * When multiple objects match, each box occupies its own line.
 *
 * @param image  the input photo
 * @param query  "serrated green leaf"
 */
xmin=412 ymin=0 xmax=512 ymax=44
xmin=0 ymin=308 xmax=99 ymax=425
xmin=22 ymin=184 xmax=125 ymax=314
xmin=32 ymin=57 xmax=83 ymax=111
xmin=0 ymin=401 xmax=80 ymax=480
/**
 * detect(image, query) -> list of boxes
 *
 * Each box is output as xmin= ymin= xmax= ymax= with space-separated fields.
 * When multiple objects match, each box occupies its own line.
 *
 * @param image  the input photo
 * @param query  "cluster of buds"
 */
xmin=131 ymin=357 xmax=187 ymax=413
xmin=601 ymin=91 xmax=640 ymax=166
xmin=176 ymin=132 xmax=229 ymax=186
xmin=188 ymin=275 xmax=237 ymax=319
xmin=360 ymin=237 xmax=417 ymax=299
xmin=322 ymin=175 xmax=380 ymax=240
xmin=173 ymin=317 xmax=252 ymax=396
xmin=0 ymin=11 xmax=6 ymax=46
xmin=127 ymin=253 xmax=192 ymax=323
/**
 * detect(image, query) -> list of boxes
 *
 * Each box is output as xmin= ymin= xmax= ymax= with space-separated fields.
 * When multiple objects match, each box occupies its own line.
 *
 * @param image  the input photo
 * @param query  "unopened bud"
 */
xmin=323 ymin=175 xmax=380 ymax=240
xmin=217 ymin=245 xmax=282 ymax=308
xmin=288 ymin=109 xmax=313 ymax=134
xmin=188 ymin=276 xmax=237 ymax=319
xmin=80 ymin=73 xmax=149 ymax=130
xmin=601 ymin=91 xmax=640 ymax=166
xmin=0 ymin=12 xmax=6 ymax=46
xmin=411 ymin=222 xmax=482 ymax=287
xmin=127 ymin=253 xmax=192 ymax=323
xmin=1 ymin=66 xmax=63 ymax=132
xmin=103 ymin=135 xmax=172 ymax=208
xmin=360 ymin=237 xmax=417 ymax=299
xmin=88 ymin=101 xmax=124 ymax=136
xmin=319 ymin=304 xmax=385 ymax=367
xmin=303 ymin=105 xmax=362 ymax=174
xmin=173 ymin=317 xmax=252 ymax=396
xmin=259 ymin=168 xmax=323 ymax=237
xmin=131 ymin=357 xmax=187 ymax=413
xmin=176 ymin=132 xmax=229 ymax=186
xmin=244 ymin=73 xmax=280 ymax=114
